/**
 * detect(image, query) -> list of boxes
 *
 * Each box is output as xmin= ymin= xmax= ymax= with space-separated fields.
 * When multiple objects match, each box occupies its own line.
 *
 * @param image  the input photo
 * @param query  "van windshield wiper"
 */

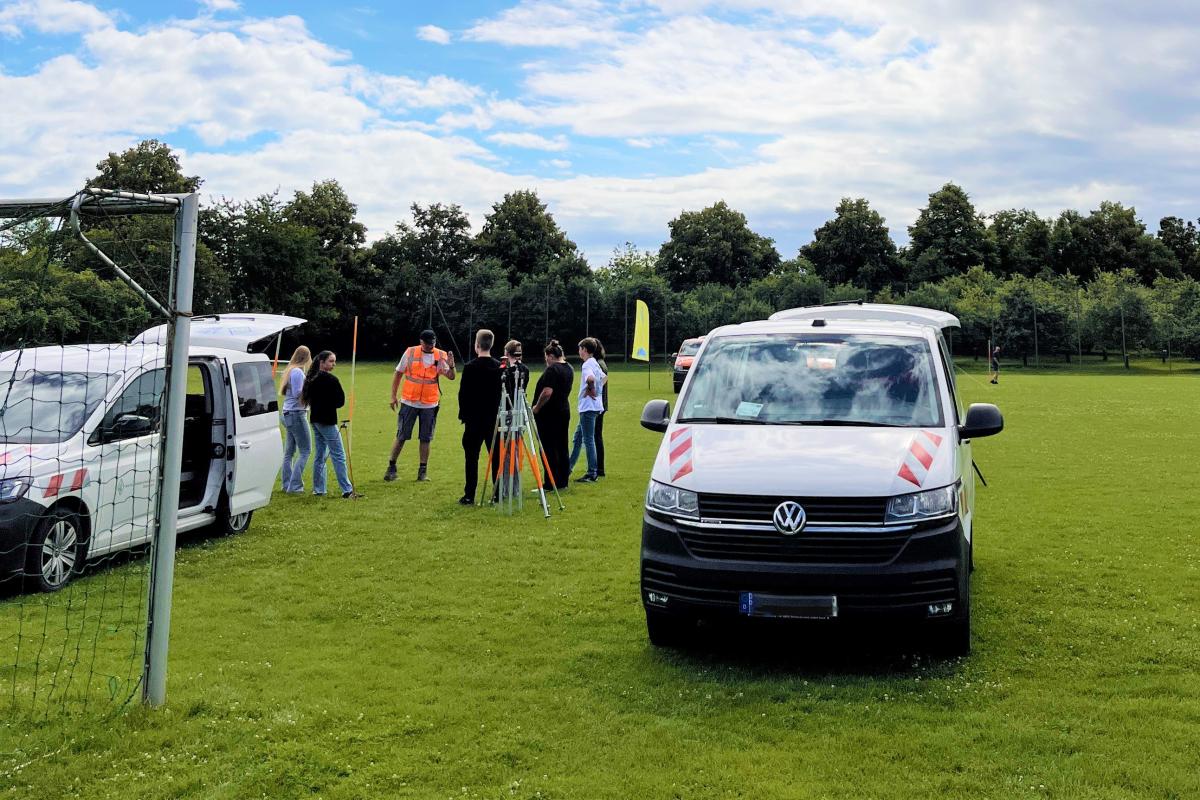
xmin=677 ymin=416 xmax=766 ymax=424
xmin=777 ymin=419 xmax=905 ymax=428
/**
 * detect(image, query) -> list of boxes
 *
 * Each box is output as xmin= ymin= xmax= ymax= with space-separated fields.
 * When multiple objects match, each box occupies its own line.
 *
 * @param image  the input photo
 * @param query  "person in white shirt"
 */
xmin=567 ymin=337 xmax=606 ymax=483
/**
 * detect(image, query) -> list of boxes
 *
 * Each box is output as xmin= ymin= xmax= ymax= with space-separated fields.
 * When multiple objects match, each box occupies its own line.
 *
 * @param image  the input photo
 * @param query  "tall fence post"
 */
xmin=1120 ymin=304 xmax=1129 ymax=369
xmin=144 ymin=192 xmax=198 ymax=707
xmin=1032 ymin=294 xmax=1039 ymax=367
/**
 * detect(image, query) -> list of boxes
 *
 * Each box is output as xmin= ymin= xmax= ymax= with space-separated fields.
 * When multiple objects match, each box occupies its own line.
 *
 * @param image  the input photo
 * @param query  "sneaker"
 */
xmin=384 ymin=465 xmax=398 ymax=482
xmin=342 ymin=491 xmax=356 ymax=499
xmin=458 ymin=495 xmax=473 ymax=505
xmin=990 ymin=379 xmax=998 ymax=385
xmin=575 ymin=474 xmax=598 ymax=484
xmin=417 ymin=468 xmax=429 ymax=482
xmin=595 ymin=472 xmax=606 ymax=479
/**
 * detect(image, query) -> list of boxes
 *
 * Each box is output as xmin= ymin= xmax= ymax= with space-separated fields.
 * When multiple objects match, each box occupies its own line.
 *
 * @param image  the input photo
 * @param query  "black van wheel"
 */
xmin=646 ymin=611 xmax=693 ymax=648
xmin=27 ymin=508 xmax=87 ymax=593
xmin=212 ymin=492 xmax=253 ymax=536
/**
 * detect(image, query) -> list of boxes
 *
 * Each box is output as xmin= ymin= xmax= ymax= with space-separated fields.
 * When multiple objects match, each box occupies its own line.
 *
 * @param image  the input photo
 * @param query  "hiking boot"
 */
xmin=458 ymin=495 xmax=473 ymax=505
xmin=383 ymin=464 xmax=398 ymax=482
xmin=417 ymin=467 xmax=429 ymax=482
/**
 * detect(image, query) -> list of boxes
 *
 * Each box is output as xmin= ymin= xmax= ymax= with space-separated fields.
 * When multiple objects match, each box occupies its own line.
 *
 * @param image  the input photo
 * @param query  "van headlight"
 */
xmin=886 ymin=484 xmax=957 ymax=523
xmin=0 ymin=476 xmax=32 ymax=504
xmin=646 ymin=480 xmax=699 ymax=519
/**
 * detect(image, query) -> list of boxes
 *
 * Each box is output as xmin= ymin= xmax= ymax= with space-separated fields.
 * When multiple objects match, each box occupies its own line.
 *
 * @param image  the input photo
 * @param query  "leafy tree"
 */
xmin=88 ymin=139 xmax=201 ymax=194
xmin=906 ymin=183 xmax=990 ymax=283
xmin=658 ymin=201 xmax=780 ymax=291
xmin=475 ymin=190 xmax=585 ymax=285
xmin=1048 ymin=210 xmax=1087 ymax=277
xmin=1076 ymin=202 xmax=1180 ymax=283
xmin=393 ymin=203 xmax=475 ymax=278
xmin=1157 ymin=216 xmax=1200 ymax=278
xmin=285 ymin=180 xmax=366 ymax=266
xmin=801 ymin=198 xmax=901 ymax=291
xmin=989 ymin=209 xmax=1051 ymax=277
xmin=1081 ymin=270 xmax=1153 ymax=364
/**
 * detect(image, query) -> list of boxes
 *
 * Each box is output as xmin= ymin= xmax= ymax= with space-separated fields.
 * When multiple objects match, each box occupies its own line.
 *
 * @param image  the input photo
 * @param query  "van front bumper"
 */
xmin=641 ymin=509 xmax=968 ymax=621
xmin=0 ymin=499 xmax=44 ymax=586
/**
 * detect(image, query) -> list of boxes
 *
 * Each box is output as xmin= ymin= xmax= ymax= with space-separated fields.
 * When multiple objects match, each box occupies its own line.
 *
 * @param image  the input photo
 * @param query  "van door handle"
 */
xmin=238 ymin=440 xmax=251 ymax=450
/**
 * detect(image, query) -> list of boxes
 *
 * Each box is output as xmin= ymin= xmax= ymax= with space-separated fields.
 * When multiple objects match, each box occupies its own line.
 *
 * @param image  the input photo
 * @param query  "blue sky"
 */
xmin=2 ymin=0 xmax=1199 ymax=264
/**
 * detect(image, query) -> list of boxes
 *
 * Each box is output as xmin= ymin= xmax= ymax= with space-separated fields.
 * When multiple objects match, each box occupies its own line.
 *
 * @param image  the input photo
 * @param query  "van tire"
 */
xmin=646 ymin=611 xmax=692 ymax=648
xmin=213 ymin=492 xmax=253 ymax=536
xmin=26 ymin=508 xmax=87 ymax=593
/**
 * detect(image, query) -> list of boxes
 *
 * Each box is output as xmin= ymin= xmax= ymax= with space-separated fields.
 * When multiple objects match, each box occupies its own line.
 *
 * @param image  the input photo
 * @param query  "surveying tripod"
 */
xmin=479 ymin=364 xmax=565 ymax=517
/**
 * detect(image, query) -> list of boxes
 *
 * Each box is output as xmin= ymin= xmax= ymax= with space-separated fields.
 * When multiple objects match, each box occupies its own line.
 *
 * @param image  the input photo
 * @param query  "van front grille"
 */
xmin=697 ymin=493 xmax=888 ymax=525
xmin=676 ymin=521 xmax=909 ymax=564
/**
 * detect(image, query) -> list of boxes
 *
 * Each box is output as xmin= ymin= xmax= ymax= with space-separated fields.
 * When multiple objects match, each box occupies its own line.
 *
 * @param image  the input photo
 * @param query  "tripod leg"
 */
xmin=527 ymin=403 xmax=565 ymax=511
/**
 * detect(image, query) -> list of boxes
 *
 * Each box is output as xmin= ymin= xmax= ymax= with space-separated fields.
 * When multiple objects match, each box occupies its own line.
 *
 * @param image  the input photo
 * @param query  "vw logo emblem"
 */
xmin=772 ymin=501 xmax=807 ymax=535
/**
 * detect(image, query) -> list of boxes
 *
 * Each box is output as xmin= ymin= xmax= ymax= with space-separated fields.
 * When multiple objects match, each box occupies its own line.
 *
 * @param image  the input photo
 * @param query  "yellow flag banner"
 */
xmin=632 ymin=299 xmax=650 ymax=362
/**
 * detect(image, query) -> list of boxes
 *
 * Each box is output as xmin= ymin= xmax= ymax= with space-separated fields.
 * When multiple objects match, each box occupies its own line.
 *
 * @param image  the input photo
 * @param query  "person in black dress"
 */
xmin=531 ymin=339 xmax=573 ymax=489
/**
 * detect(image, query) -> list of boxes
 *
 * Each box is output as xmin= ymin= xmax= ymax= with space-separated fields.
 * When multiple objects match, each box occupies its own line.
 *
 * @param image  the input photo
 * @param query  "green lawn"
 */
xmin=2 ymin=362 xmax=1198 ymax=799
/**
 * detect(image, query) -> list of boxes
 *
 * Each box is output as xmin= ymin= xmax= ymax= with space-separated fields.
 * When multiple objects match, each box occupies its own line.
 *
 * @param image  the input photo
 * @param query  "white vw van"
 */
xmin=0 ymin=314 xmax=303 ymax=592
xmin=639 ymin=304 xmax=1003 ymax=655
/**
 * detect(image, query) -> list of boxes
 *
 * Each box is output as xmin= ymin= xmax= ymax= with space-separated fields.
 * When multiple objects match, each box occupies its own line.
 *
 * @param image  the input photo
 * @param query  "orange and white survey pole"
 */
xmin=345 ymin=315 xmax=359 ymax=491
xmin=271 ymin=331 xmax=283 ymax=379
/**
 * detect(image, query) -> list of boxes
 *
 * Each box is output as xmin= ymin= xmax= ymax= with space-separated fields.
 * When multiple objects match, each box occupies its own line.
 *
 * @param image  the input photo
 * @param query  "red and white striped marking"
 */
xmin=0 ymin=446 xmax=33 ymax=466
xmin=897 ymin=430 xmax=943 ymax=488
xmin=669 ymin=427 xmax=694 ymax=482
xmin=42 ymin=468 xmax=89 ymax=499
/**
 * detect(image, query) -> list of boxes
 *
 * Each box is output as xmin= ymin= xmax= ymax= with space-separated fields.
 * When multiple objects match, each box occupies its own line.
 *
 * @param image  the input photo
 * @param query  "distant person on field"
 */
xmin=989 ymin=345 xmax=1001 ymax=385
xmin=301 ymin=350 xmax=354 ymax=498
xmin=386 ymin=329 xmax=456 ymax=482
xmin=568 ymin=337 xmax=606 ymax=483
xmin=532 ymin=339 xmax=573 ymax=489
xmin=593 ymin=338 xmax=609 ymax=479
xmin=279 ymin=345 xmax=312 ymax=494
xmin=457 ymin=329 xmax=502 ymax=505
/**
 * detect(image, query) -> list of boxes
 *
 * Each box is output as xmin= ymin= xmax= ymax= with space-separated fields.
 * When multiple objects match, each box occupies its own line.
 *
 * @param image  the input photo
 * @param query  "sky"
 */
xmin=1 ymin=0 xmax=1199 ymax=265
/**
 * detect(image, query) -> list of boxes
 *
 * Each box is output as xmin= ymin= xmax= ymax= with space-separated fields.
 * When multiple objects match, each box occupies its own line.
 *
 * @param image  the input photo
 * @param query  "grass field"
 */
xmin=2 ymin=361 xmax=1198 ymax=799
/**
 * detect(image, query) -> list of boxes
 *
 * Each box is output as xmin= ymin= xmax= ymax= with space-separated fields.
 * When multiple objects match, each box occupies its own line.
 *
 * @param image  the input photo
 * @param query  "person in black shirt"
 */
xmin=531 ymin=339 xmax=573 ymax=489
xmin=300 ymin=350 xmax=354 ymax=498
xmin=457 ymin=329 xmax=503 ymax=505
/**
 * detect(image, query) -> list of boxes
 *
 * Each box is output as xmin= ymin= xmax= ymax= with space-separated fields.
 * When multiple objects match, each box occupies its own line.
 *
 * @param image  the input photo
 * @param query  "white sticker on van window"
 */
xmin=735 ymin=401 xmax=763 ymax=418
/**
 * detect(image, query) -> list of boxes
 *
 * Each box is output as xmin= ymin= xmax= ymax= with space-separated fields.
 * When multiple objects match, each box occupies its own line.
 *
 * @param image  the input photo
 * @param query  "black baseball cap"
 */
xmin=419 ymin=329 xmax=436 ymax=343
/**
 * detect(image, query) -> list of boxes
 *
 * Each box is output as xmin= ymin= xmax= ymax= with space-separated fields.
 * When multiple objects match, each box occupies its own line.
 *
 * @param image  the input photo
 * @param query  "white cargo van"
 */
xmin=639 ymin=304 xmax=1003 ymax=655
xmin=0 ymin=314 xmax=303 ymax=592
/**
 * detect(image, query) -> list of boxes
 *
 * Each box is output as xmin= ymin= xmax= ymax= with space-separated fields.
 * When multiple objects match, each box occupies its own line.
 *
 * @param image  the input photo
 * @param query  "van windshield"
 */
xmin=0 ymin=371 xmax=119 ymax=444
xmin=679 ymin=340 xmax=702 ymax=357
xmin=678 ymin=333 xmax=943 ymax=427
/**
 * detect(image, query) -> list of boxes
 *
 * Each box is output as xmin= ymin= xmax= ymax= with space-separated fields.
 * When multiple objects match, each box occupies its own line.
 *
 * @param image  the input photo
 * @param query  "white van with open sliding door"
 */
xmin=0 ymin=314 xmax=303 ymax=592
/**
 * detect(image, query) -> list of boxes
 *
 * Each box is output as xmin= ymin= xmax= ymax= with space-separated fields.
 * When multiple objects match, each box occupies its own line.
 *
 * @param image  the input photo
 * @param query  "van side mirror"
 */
xmin=641 ymin=399 xmax=670 ymax=433
xmin=959 ymin=403 xmax=1003 ymax=439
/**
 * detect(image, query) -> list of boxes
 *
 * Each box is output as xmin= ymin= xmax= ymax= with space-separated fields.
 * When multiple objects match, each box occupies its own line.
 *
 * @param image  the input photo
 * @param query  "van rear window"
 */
xmin=232 ymin=361 xmax=278 ymax=417
xmin=679 ymin=333 xmax=943 ymax=427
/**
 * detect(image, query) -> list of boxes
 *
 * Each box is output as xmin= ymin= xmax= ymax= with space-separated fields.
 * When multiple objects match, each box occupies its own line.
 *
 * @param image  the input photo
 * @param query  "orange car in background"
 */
xmin=671 ymin=336 xmax=705 ymax=393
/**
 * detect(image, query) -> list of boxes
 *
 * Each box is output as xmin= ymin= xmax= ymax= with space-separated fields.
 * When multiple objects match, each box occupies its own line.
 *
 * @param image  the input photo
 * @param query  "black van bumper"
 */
xmin=0 ymin=499 xmax=44 ymax=586
xmin=640 ymin=509 xmax=969 ymax=623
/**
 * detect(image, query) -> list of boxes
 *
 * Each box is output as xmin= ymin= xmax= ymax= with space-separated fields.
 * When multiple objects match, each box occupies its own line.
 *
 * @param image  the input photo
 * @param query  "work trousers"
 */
xmin=462 ymin=424 xmax=500 ymax=499
xmin=536 ymin=411 xmax=570 ymax=489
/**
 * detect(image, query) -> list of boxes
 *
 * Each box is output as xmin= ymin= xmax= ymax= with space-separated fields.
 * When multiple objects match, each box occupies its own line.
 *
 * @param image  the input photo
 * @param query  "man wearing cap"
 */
xmin=386 ymin=329 xmax=456 ymax=482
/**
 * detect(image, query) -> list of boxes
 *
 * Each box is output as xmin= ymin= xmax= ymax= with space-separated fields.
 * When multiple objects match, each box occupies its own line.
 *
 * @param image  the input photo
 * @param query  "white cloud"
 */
xmin=199 ymin=0 xmax=239 ymax=12
xmin=486 ymin=132 xmax=569 ymax=151
xmin=417 ymin=24 xmax=451 ymax=44
xmin=548 ymin=159 xmax=571 ymax=169
xmin=0 ymin=0 xmax=112 ymax=37
xmin=464 ymin=0 xmax=621 ymax=48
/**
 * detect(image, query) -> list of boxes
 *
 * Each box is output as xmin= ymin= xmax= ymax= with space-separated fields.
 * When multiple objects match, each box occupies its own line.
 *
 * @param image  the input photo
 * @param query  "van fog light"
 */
xmin=927 ymin=602 xmax=954 ymax=617
xmin=647 ymin=592 xmax=670 ymax=606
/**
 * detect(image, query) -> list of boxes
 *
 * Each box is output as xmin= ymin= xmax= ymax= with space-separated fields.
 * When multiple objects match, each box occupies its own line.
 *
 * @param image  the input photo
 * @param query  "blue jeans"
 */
xmin=311 ymin=423 xmax=353 ymax=495
xmin=568 ymin=410 xmax=600 ymax=477
xmin=281 ymin=411 xmax=310 ymax=492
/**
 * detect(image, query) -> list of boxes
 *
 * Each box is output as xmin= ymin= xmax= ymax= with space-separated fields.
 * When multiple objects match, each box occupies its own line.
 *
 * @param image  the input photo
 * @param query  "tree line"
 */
xmin=3 ymin=139 xmax=1199 ymax=363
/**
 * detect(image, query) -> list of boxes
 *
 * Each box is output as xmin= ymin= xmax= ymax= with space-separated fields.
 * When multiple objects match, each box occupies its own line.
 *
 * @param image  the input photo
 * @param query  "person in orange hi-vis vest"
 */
xmin=385 ymin=329 xmax=456 ymax=482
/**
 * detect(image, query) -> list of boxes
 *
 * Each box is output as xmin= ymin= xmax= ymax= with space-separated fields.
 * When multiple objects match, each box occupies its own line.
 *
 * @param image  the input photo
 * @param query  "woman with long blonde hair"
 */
xmin=279 ymin=345 xmax=313 ymax=493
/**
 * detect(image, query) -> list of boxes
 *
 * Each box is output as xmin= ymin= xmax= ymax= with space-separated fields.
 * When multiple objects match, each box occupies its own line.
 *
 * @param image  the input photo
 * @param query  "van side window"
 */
xmin=92 ymin=369 xmax=166 ymax=444
xmin=232 ymin=361 xmax=278 ymax=417
xmin=935 ymin=333 xmax=963 ymax=423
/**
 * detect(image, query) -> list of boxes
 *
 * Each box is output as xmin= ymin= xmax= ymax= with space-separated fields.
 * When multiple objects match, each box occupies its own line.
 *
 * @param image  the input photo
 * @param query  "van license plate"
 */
xmin=739 ymin=592 xmax=838 ymax=619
